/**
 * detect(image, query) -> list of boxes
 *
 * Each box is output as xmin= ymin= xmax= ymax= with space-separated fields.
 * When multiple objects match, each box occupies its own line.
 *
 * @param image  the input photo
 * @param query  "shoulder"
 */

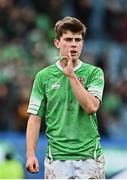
xmin=35 ymin=64 xmax=57 ymax=79
xmin=81 ymin=61 xmax=104 ymax=75
xmin=38 ymin=64 xmax=56 ymax=75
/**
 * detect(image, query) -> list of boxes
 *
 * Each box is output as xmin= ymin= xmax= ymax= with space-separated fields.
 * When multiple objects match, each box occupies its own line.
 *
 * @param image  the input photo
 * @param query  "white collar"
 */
xmin=56 ymin=60 xmax=83 ymax=72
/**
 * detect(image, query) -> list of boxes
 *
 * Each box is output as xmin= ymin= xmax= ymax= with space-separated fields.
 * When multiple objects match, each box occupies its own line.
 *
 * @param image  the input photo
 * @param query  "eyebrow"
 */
xmin=64 ymin=37 xmax=82 ymax=41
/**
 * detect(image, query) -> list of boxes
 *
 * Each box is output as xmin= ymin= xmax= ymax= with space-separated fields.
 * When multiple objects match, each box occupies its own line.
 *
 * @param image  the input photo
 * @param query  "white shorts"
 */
xmin=44 ymin=155 xmax=105 ymax=179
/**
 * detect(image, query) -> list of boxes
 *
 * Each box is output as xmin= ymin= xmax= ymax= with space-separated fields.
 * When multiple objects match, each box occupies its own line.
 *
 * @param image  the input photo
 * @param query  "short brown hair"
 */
xmin=54 ymin=16 xmax=87 ymax=39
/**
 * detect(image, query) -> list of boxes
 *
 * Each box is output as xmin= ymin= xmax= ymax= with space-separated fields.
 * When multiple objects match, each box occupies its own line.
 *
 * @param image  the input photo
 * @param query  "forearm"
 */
xmin=26 ymin=114 xmax=42 ymax=159
xmin=69 ymin=74 xmax=100 ymax=114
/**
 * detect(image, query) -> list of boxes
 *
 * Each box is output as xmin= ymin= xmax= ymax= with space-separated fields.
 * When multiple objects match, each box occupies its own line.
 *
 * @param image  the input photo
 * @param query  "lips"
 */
xmin=70 ymin=50 xmax=77 ymax=54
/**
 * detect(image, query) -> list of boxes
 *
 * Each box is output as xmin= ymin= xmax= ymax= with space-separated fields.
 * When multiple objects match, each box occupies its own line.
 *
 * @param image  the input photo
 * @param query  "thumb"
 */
xmin=34 ymin=158 xmax=40 ymax=172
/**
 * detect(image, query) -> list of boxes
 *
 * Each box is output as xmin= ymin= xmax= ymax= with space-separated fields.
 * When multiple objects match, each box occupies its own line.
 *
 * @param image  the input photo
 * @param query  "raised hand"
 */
xmin=61 ymin=50 xmax=75 ymax=78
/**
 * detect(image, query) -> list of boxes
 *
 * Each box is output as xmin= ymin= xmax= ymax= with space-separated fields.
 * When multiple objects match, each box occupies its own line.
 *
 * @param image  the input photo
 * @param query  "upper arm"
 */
xmin=94 ymin=96 xmax=101 ymax=110
xmin=28 ymin=114 xmax=42 ymax=130
xmin=29 ymin=114 xmax=42 ymax=121
xmin=87 ymin=68 xmax=105 ymax=102
xmin=27 ymin=72 xmax=46 ymax=118
xmin=29 ymin=114 xmax=42 ymax=123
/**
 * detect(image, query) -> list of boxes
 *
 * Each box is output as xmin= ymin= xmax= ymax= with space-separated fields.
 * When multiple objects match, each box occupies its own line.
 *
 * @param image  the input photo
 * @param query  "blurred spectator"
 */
xmin=106 ymin=43 xmax=124 ymax=85
xmin=31 ymin=0 xmax=50 ymax=15
xmin=0 ymin=81 xmax=19 ymax=131
xmin=104 ymin=0 xmax=122 ymax=40
xmin=48 ymin=0 xmax=64 ymax=24
xmin=101 ymin=76 xmax=127 ymax=139
xmin=6 ymin=6 xmax=36 ymax=40
xmin=104 ymin=0 xmax=127 ymax=42
xmin=0 ymin=0 xmax=14 ymax=41
xmin=117 ymin=9 xmax=127 ymax=44
xmin=0 ymin=152 xmax=24 ymax=178
xmin=32 ymin=0 xmax=63 ymax=25
xmin=16 ymin=88 xmax=29 ymax=132
xmin=73 ymin=0 xmax=93 ymax=38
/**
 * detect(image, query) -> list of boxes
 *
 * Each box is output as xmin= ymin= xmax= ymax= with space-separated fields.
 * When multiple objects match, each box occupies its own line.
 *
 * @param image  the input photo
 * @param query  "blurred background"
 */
xmin=0 ymin=0 xmax=127 ymax=178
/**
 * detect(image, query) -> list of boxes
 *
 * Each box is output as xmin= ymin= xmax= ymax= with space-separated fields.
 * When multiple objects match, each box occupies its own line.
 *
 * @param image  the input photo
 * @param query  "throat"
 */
xmin=72 ymin=59 xmax=80 ymax=67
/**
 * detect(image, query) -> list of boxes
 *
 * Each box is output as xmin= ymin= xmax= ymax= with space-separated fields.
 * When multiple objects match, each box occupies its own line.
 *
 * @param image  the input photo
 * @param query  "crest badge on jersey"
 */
xmin=78 ymin=77 xmax=85 ymax=85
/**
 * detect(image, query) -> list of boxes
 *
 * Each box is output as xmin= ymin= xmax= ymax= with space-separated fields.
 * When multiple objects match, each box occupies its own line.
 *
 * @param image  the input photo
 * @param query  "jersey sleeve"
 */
xmin=87 ymin=68 xmax=104 ymax=101
xmin=27 ymin=72 xmax=46 ymax=117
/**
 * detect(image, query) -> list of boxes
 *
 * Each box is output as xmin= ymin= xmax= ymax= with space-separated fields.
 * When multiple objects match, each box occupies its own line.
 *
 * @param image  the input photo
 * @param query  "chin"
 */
xmin=72 ymin=55 xmax=78 ymax=60
xmin=72 ymin=58 xmax=78 ymax=63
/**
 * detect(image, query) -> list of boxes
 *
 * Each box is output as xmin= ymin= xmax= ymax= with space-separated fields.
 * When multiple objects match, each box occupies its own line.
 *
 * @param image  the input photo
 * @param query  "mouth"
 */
xmin=70 ymin=50 xmax=77 ymax=55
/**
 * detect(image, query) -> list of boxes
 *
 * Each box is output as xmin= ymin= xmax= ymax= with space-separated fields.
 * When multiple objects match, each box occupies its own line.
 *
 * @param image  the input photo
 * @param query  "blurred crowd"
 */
xmin=0 ymin=0 xmax=127 ymax=140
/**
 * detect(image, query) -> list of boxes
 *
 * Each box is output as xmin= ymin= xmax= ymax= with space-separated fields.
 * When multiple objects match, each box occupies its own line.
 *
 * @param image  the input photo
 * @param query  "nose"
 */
xmin=71 ymin=39 xmax=77 ymax=47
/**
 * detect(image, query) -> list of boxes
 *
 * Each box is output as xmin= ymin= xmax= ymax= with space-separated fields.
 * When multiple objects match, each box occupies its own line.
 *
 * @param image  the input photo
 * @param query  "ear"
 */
xmin=54 ymin=39 xmax=60 ymax=48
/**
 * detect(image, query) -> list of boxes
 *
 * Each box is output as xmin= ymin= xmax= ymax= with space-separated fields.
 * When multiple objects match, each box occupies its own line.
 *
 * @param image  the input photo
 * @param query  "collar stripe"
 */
xmin=56 ymin=61 xmax=83 ymax=72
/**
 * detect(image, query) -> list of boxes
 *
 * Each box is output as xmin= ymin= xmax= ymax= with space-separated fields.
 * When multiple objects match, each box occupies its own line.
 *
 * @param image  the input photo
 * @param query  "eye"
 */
xmin=75 ymin=38 xmax=82 ymax=42
xmin=64 ymin=38 xmax=72 ymax=42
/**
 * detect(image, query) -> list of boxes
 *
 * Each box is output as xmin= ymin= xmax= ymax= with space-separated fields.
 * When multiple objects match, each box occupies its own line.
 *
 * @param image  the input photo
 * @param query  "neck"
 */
xmin=72 ymin=58 xmax=80 ymax=67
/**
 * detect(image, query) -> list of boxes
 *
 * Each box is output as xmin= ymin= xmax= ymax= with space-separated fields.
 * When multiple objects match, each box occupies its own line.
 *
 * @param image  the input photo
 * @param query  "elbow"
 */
xmin=84 ymin=105 xmax=98 ymax=115
xmin=81 ymin=98 xmax=100 ymax=115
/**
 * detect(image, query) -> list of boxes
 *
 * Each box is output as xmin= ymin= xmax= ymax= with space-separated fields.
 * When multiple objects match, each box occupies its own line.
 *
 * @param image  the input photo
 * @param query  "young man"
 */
xmin=26 ymin=16 xmax=105 ymax=179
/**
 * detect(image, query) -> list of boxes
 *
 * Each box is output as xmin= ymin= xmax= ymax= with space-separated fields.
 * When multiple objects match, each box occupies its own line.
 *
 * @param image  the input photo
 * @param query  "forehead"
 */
xmin=61 ymin=31 xmax=82 ymax=39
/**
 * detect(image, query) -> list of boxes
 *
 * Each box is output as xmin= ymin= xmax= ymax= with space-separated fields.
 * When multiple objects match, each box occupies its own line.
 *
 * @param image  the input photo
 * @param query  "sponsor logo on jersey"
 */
xmin=51 ymin=82 xmax=61 ymax=89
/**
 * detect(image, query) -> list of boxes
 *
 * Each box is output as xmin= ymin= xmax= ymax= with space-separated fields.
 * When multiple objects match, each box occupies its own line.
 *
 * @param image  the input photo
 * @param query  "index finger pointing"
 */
xmin=67 ymin=47 xmax=72 ymax=61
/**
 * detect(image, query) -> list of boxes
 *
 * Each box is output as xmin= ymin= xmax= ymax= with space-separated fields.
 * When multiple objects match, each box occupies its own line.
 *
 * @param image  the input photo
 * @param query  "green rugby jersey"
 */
xmin=27 ymin=60 xmax=104 ymax=160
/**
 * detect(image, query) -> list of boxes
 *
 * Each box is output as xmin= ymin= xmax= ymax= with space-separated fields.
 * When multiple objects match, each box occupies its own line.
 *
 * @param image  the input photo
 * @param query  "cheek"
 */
xmin=60 ymin=43 xmax=68 ymax=52
xmin=79 ymin=42 xmax=83 ymax=48
xmin=78 ymin=44 xmax=83 ymax=51
xmin=61 ymin=42 xmax=68 ymax=48
xmin=77 ymin=45 xmax=83 ymax=56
